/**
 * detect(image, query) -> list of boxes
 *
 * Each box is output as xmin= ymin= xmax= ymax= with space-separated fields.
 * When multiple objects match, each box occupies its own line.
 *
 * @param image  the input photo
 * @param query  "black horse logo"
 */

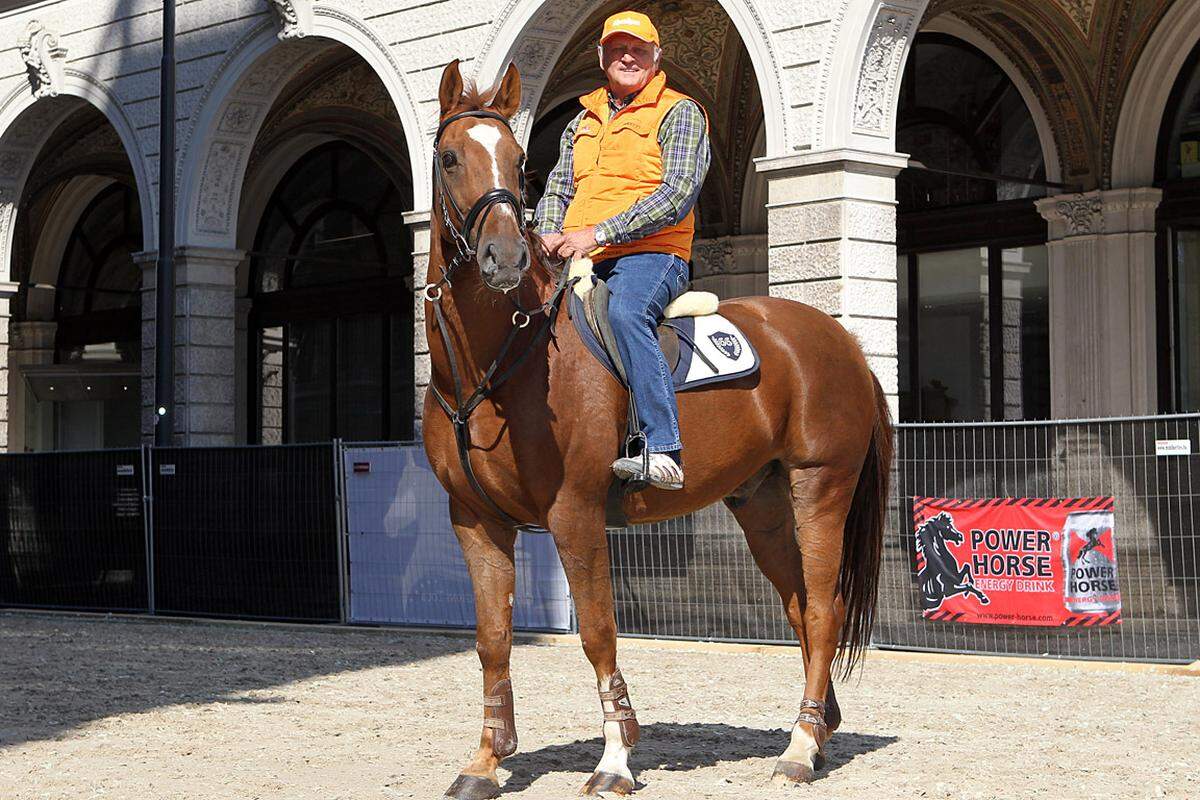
xmin=915 ymin=511 xmax=989 ymax=610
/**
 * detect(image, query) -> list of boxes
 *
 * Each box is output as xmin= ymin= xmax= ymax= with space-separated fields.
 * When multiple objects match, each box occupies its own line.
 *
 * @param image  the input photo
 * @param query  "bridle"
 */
xmin=423 ymin=108 xmax=574 ymax=530
xmin=425 ymin=109 xmax=528 ymax=299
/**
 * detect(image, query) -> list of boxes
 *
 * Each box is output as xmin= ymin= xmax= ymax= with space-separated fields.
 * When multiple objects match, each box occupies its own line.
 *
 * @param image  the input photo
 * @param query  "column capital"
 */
xmin=755 ymin=148 xmax=909 ymax=179
xmin=1035 ymin=187 xmax=1162 ymax=240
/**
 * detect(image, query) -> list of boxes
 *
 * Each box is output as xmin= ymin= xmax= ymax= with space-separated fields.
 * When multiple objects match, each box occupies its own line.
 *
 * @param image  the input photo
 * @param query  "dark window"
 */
xmin=55 ymin=183 xmax=142 ymax=364
xmin=249 ymin=142 xmax=413 ymax=443
xmin=1157 ymin=41 xmax=1200 ymax=411
xmin=896 ymin=34 xmax=1050 ymax=422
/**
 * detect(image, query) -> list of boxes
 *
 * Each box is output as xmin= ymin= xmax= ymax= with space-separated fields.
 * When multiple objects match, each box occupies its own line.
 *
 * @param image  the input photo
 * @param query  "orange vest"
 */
xmin=563 ymin=72 xmax=705 ymax=262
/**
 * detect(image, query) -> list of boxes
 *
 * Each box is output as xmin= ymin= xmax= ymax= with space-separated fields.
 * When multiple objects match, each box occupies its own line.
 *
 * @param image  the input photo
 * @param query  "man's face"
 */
xmin=600 ymin=32 xmax=658 ymax=97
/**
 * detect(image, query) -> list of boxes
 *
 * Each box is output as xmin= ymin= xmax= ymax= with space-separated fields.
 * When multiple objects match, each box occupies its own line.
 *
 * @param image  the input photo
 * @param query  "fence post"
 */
xmin=332 ymin=439 xmax=349 ymax=624
xmin=141 ymin=443 xmax=156 ymax=615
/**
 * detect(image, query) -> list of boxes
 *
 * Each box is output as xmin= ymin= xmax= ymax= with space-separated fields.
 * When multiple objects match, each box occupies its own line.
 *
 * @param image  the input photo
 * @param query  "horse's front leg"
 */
xmin=444 ymin=501 xmax=518 ymax=800
xmin=550 ymin=504 xmax=639 ymax=796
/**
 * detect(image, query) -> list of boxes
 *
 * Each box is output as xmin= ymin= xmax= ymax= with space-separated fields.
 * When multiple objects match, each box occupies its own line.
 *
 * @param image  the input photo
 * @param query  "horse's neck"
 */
xmin=425 ymin=236 xmax=556 ymax=391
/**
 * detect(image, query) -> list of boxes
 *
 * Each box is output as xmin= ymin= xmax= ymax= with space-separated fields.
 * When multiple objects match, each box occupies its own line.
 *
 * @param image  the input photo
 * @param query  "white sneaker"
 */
xmin=611 ymin=452 xmax=684 ymax=490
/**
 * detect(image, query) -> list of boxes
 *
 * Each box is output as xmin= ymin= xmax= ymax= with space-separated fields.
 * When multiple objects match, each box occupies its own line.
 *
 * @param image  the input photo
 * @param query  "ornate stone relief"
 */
xmin=268 ymin=0 xmax=313 ymax=41
xmin=1052 ymin=0 xmax=1097 ymax=35
xmin=1056 ymin=195 xmax=1103 ymax=236
xmin=18 ymin=21 xmax=68 ymax=99
xmin=853 ymin=6 xmax=916 ymax=136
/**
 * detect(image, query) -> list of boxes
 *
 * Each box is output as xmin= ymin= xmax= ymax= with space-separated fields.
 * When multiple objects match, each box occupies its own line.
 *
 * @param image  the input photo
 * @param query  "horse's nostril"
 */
xmin=517 ymin=247 xmax=529 ymax=271
xmin=484 ymin=242 xmax=497 ymax=263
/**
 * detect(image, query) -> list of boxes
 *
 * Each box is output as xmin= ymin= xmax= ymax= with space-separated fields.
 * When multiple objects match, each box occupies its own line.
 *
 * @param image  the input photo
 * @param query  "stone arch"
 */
xmin=475 ymin=0 xmax=789 ymax=155
xmin=177 ymin=7 xmax=424 ymax=250
xmin=1110 ymin=0 xmax=1200 ymax=189
xmin=919 ymin=14 xmax=1061 ymax=184
xmin=0 ymin=69 xmax=153 ymax=284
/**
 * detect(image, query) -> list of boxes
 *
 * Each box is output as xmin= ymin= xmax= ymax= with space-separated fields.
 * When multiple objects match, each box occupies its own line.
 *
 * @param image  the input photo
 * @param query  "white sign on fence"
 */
xmin=1155 ymin=439 xmax=1193 ymax=457
xmin=342 ymin=446 xmax=571 ymax=631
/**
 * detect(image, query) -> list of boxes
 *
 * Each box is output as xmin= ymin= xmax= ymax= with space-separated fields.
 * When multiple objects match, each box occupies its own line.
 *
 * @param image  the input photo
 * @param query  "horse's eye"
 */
xmin=441 ymin=151 xmax=457 ymax=169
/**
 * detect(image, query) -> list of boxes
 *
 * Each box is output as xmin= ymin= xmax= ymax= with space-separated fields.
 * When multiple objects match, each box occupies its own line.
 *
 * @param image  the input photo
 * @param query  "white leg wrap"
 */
xmin=779 ymin=720 xmax=820 ymax=768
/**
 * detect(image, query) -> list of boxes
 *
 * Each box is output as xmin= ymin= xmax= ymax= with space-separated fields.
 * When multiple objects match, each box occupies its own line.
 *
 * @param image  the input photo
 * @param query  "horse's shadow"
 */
xmin=499 ymin=721 xmax=897 ymax=792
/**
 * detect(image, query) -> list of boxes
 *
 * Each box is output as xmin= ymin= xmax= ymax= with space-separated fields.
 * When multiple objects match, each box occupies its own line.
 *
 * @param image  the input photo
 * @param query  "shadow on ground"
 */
xmin=499 ymin=721 xmax=898 ymax=792
xmin=0 ymin=611 xmax=474 ymax=751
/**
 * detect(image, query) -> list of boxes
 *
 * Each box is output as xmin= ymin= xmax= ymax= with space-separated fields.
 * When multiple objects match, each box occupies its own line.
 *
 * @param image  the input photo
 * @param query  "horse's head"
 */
xmin=435 ymin=59 xmax=530 ymax=293
xmin=924 ymin=512 xmax=964 ymax=546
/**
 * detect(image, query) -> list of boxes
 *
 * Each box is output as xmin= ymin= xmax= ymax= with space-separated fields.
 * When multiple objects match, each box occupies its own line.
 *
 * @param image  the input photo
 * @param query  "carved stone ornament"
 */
xmin=853 ymin=8 xmax=915 ymax=135
xmin=268 ymin=0 xmax=313 ymax=41
xmin=1056 ymin=197 xmax=1104 ymax=237
xmin=18 ymin=20 xmax=68 ymax=99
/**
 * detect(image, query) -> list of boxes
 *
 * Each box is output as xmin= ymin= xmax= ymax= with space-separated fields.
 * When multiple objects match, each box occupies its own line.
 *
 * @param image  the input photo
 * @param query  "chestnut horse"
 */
xmin=423 ymin=60 xmax=892 ymax=799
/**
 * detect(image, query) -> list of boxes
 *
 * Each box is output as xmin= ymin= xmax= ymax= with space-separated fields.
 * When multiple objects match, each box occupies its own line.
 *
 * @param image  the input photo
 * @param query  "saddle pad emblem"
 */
xmin=708 ymin=331 xmax=742 ymax=360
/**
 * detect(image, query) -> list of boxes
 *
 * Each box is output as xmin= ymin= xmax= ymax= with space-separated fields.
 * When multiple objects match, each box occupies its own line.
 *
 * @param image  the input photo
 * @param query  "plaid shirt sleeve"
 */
xmin=595 ymin=99 xmax=710 ymax=245
xmin=533 ymin=111 xmax=584 ymax=236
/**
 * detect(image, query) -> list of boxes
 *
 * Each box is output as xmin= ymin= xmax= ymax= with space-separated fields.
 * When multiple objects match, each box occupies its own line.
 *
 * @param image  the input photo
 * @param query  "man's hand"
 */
xmin=538 ymin=232 xmax=565 ymax=259
xmin=558 ymin=226 xmax=599 ymax=260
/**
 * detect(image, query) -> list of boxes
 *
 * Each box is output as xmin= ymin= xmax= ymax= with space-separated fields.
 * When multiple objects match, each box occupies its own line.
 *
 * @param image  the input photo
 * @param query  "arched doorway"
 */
xmin=248 ymin=139 xmax=413 ymax=443
xmin=10 ymin=105 xmax=144 ymax=451
xmin=896 ymin=33 xmax=1051 ymax=422
xmin=1156 ymin=38 xmax=1200 ymax=412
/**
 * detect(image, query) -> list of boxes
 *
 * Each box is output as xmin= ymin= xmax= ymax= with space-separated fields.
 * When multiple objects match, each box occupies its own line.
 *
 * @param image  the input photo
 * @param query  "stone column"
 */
xmin=7 ymin=320 xmax=56 ymax=452
xmin=140 ymin=247 xmax=243 ymax=445
xmin=1035 ymin=189 xmax=1161 ymax=417
xmin=404 ymin=210 xmax=432 ymax=439
xmin=756 ymin=150 xmax=908 ymax=417
xmin=235 ymin=297 xmax=251 ymax=444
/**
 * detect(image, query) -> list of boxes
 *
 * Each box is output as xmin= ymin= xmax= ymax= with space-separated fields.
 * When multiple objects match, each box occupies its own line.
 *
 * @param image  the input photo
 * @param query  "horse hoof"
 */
xmin=444 ymin=774 xmax=501 ymax=800
xmin=813 ymin=751 xmax=827 ymax=772
xmin=580 ymin=771 xmax=635 ymax=795
xmin=771 ymin=760 xmax=815 ymax=785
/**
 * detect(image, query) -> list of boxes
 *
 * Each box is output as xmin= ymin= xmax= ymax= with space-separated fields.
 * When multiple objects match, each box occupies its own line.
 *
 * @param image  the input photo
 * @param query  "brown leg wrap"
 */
xmin=482 ymin=678 xmax=517 ymax=758
xmin=598 ymin=669 xmax=640 ymax=748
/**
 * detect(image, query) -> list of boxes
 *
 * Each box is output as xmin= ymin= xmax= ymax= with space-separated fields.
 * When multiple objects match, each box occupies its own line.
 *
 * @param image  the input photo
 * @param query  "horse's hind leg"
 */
xmin=444 ymin=502 xmax=518 ymax=800
xmin=726 ymin=464 xmax=856 ymax=784
xmin=725 ymin=466 xmax=843 ymax=731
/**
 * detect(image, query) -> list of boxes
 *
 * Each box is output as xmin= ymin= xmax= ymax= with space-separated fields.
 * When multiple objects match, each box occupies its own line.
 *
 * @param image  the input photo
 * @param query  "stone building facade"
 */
xmin=0 ymin=0 xmax=1196 ymax=449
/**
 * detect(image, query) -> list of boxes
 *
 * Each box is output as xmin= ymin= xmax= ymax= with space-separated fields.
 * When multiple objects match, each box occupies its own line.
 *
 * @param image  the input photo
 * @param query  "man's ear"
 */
xmin=438 ymin=59 xmax=464 ymax=116
xmin=488 ymin=62 xmax=521 ymax=119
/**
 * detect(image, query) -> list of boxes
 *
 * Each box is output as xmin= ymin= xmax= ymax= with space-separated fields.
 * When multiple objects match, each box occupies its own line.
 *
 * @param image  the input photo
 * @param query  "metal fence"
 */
xmin=878 ymin=414 xmax=1200 ymax=662
xmin=1 ymin=416 xmax=1197 ymax=663
xmin=0 ymin=448 xmax=148 ymax=612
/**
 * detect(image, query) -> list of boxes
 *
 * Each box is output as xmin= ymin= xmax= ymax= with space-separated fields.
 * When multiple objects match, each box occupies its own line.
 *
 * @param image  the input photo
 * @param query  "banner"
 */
xmin=912 ymin=497 xmax=1121 ymax=627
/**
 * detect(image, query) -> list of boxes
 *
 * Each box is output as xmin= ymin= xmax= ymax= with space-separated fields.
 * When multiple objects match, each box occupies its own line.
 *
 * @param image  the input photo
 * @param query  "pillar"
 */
xmin=404 ymin=210 xmax=431 ymax=439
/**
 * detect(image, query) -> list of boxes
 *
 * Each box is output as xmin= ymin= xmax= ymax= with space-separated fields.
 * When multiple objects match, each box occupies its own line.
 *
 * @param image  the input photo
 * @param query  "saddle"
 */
xmin=566 ymin=258 xmax=760 ymax=527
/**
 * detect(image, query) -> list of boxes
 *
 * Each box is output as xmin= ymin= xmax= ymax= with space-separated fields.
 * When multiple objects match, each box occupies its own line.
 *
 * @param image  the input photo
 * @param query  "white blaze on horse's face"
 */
xmin=466 ymin=122 xmax=507 ymax=207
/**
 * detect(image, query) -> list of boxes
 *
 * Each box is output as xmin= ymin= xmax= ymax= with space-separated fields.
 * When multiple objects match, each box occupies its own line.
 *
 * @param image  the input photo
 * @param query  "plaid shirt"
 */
xmin=533 ymin=92 xmax=711 ymax=245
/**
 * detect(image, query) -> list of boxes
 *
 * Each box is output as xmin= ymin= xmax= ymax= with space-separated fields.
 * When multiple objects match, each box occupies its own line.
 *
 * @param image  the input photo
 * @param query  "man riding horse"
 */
xmin=535 ymin=10 xmax=711 ymax=491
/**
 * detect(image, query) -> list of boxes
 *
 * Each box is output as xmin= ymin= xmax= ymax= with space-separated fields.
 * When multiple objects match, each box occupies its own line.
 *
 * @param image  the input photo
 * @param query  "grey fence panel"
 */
xmin=879 ymin=416 xmax=1200 ymax=662
xmin=609 ymin=503 xmax=792 ymax=643
xmin=0 ymin=448 xmax=147 ymax=612
xmin=342 ymin=444 xmax=571 ymax=632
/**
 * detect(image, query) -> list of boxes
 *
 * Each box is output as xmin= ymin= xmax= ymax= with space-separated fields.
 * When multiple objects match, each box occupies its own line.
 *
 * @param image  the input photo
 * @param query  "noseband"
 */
xmin=429 ymin=109 xmax=527 ymax=295
xmin=423 ymin=107 xmax=574 ymax=530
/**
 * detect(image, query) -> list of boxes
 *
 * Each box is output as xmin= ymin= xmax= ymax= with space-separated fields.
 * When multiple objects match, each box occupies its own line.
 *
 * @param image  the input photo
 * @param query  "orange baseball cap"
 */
xmin=599 ymin=11 xmax=660 ymax=46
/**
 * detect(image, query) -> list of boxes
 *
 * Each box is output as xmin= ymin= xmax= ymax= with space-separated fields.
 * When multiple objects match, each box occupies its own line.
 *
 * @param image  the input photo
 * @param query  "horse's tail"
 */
xmin=835 ymin=371 xmax=893 ymax=678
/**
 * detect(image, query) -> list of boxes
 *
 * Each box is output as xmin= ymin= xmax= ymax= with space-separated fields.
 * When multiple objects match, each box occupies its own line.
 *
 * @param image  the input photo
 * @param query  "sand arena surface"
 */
xmin=0 ymin=612 xmax=1196 ymax=799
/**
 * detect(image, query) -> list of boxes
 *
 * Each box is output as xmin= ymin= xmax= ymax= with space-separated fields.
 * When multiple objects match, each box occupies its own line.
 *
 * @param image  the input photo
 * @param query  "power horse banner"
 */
xmin=912 ymin=497 xmax=1121 ymax=627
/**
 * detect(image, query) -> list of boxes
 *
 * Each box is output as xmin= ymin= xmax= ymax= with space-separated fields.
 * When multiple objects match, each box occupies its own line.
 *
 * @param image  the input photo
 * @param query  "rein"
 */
xmin=424 ymin=108 xmax=572 ymax=530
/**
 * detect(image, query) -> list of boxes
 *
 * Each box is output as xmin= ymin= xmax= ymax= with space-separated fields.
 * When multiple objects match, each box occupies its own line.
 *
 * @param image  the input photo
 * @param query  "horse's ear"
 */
xmin=438 ymin=59 xmax=465 ymax=116
xmin=488 ymin=62 xmax=521 ymax=120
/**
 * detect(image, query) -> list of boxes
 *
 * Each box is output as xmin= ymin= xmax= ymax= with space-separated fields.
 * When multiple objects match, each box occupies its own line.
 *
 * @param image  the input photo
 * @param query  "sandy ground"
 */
xmin=0 ymin=612 xmax=1196 ymax=800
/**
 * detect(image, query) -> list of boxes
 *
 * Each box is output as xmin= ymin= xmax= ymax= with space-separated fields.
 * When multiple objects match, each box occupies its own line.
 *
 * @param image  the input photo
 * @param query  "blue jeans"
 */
xmin=594 ymin=252 xmax=690 ymax=454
